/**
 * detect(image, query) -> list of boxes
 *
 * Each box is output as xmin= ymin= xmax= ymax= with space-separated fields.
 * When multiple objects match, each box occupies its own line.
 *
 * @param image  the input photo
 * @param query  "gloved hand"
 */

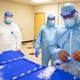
xmin=35 ymin=48 xmax=39 ymax=57
xmin=59 ymin=50 xmax=68 ymax=62
xmin=72 ymin=51 xmax=80 ymax=62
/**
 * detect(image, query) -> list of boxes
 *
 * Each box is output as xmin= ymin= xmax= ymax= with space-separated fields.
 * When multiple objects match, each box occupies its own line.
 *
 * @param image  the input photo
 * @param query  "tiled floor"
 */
xmin=21 ymin=42 xmax=42 ymax=65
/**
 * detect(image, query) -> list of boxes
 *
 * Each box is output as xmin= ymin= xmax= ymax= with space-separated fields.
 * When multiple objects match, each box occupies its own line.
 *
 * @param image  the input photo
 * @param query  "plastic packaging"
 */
xmin=37 ymin=66 xmax=56 ymax=80
xmin=54 ymin=58 xmax=80 ymax=78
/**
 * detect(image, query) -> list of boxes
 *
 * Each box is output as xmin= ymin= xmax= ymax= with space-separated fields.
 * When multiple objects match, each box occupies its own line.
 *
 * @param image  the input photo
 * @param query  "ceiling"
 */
xmin=6 ymin=0 xmax=80 ymax=5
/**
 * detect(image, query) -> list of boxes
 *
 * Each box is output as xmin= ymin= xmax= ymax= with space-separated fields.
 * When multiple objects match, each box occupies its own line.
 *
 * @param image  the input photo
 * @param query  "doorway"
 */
xmin=34 ymin=13 xmax=45 ymax=39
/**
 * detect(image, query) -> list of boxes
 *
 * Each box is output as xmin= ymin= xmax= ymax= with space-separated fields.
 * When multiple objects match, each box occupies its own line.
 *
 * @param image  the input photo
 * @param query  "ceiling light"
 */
xmin=31 ymin=0 xmax=51 ymax=3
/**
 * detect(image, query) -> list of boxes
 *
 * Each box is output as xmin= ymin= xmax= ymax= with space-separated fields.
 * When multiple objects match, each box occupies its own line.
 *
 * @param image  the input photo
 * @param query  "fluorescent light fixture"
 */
xmin=31 ymin=0 xmax=51 ymax=3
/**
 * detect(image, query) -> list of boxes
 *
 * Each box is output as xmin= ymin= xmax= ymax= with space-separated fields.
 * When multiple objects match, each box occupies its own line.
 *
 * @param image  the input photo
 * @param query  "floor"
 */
xmin=21 ymin=42 xmax=42 ymax=65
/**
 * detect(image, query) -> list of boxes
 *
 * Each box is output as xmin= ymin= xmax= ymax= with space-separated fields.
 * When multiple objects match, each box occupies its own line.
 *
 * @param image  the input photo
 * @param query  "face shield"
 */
xmin=60 ymin=3 xmax=78 ymax=28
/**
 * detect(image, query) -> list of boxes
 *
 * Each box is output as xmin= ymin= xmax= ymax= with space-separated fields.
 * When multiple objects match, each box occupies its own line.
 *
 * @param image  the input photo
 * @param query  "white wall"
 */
xmin=0 ymin=0 xmax=34 ymax=41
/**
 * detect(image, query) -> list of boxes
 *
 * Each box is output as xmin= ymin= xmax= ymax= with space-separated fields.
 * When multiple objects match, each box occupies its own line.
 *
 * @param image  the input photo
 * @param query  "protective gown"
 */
xmin=52 ymin=15 xmax=80 ymax=77
xmin=0 ymin=22 xmax=22 ymax=53
xmin=35 ymin=23 xmax=57 ymax=66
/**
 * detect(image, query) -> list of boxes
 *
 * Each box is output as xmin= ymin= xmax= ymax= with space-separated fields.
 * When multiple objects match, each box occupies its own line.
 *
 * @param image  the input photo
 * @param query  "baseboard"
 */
xmin=22 ymin=40 xmax=35 ymax=43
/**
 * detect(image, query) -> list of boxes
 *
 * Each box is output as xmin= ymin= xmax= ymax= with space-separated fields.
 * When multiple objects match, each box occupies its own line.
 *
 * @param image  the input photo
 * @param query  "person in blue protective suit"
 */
xmin=0 ymin=11 xmax=22 ymax=53
xmin=52 ymin=3 xmax=80 ymax=78
xmin=35 ymin=14 xmax=57 ymax=66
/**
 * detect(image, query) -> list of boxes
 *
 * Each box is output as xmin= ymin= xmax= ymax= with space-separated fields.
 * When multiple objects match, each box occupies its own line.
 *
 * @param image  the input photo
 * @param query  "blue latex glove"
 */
xmin=35 ymin=48 xmax=39 ymax=57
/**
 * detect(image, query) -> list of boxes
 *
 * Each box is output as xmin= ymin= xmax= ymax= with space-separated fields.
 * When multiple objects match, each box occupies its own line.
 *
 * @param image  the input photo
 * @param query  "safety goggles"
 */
xmin=63 ymin=14 xmax=76 ymax=19
xmin=5 ymin=16 xmax=13 ymax=18
xmin=47 ymin=18 xmax=55 ymax=20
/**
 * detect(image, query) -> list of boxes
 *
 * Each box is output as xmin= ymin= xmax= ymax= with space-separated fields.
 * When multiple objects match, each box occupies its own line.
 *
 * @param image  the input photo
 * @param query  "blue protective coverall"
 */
xmin=35 ymin=23 xmax=57 ymax=66
xmin=51 ymin=15 xmax=80 ymax=78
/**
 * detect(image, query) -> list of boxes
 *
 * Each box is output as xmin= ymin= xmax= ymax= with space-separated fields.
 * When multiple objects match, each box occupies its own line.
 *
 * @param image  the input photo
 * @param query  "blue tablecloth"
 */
xmin=0 ymin=50 xmax=79 ymax=80
xmin=50 ymin=69 xmax=80 ymax=80
xmin=0 ymin=51 xmax=47 ymax=80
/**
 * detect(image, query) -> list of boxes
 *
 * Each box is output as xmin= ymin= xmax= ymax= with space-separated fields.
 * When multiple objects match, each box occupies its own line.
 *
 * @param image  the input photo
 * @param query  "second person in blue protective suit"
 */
xmin=52 ymin=3 xmax=80 ymax=78
xmin=35 ymin=14 xmax=57 ymax=66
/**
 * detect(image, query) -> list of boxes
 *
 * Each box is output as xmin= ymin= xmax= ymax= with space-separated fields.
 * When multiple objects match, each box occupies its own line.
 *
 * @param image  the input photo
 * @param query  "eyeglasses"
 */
xmin=5 ymin=16 xmax=13 ymax=18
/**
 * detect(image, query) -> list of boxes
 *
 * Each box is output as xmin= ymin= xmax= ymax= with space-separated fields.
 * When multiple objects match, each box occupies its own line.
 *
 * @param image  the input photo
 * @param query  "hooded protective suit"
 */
xmin=0 ymin=22 xmax=22 ymax=53
xmin=35 ymin=14 xmax=57 ymax=66
xmin=51 ymin=3 xmax=80 ymax=78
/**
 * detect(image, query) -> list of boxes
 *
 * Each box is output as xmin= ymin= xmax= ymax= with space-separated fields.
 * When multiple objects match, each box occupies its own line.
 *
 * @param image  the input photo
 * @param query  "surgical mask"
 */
xmin=5 ymin=18 xmax=12 ymax=24
xmin=64 ymin=18 xmax=75 ymax=27
xmin=47 ymin=20 xmax=55 ymax=27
